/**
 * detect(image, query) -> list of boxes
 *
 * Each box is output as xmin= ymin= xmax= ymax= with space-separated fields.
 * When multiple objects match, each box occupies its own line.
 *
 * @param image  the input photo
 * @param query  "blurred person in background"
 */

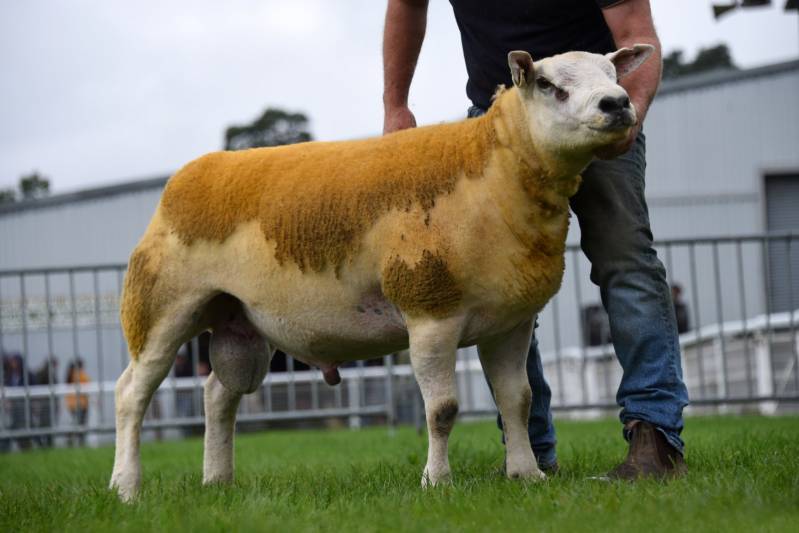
xmin=173 ymin=351 xmax=195 ymax=419
xmin=1 ymin=353 xmax=34 ymax=451
xmin=33 ymin=356 xmax=59 ymax=447
xmin=173 ymin=350 xmax=203 ymax=436
xmin=65 ymin=358 xmax=89 ymax=446
xmin=671 ymin=284 xmax=690 ymax=334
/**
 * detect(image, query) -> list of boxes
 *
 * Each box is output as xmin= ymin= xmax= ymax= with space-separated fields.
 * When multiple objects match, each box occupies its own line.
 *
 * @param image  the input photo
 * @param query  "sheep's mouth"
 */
xmin=589 ymin=111 xmax=636 ymax=132
xmin=587 ymin=120 xmax=634 ymax=134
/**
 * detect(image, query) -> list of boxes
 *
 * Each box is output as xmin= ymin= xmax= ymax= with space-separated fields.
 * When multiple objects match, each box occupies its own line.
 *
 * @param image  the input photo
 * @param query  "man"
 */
xmin=382 ymin=0 xmax=689 ymax=479
xmin=671 ymin=283 xmax=691 ymax=334
xmin=33 ymin=356 xmax=59 ymax=447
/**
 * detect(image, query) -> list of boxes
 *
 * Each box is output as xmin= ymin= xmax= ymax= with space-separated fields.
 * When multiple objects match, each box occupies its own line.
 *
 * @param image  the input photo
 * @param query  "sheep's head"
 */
xmin=507 ymin=45 xmax=655 ymax=159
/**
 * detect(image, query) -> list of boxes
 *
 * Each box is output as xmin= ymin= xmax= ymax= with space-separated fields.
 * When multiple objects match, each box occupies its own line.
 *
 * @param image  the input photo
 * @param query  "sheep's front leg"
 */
xmin=478 ymin=318 xmax=545 ymax=481
xmin=408 ymin=317 xmax=462 ymax=487
xmin=202 ymin=371 xmax=243 ymax=485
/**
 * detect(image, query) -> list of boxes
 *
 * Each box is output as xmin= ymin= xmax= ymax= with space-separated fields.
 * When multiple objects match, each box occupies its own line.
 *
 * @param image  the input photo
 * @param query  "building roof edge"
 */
xmin=0 ymin=175 xmax=169 ymax=216
xmin=657 ymin=58 xmax=799 ymax=97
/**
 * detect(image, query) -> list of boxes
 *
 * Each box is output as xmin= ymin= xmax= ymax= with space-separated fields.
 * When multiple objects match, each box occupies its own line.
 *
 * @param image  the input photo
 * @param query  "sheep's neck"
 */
xmin=483 ymin=89 xmax=580 ymax=258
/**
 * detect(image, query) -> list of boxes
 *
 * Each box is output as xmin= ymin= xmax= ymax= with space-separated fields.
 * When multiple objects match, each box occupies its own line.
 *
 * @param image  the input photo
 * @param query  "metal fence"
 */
xmin=1 ymin=233 xmax=798 ymax=450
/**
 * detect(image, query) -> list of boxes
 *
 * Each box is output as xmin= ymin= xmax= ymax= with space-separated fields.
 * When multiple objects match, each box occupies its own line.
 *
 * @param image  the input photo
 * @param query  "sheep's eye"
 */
xmin=535 ymin=77 xmax=553 ymax=90
xmin=555 ymin=88 xmax=569 ymax=101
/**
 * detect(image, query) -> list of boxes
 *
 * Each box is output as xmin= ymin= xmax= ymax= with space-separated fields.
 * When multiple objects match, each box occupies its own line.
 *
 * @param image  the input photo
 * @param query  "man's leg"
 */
xmin=523 ymin=332 xmax=558 ymax=470
xmin=571 ymin=131 xmax=689 ymax=477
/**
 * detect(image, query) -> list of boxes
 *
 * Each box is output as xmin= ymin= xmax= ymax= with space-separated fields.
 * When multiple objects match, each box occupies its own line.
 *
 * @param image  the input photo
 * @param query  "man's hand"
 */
xmin=598 ymin=0 xmax=660 ymax=159
xmin=384 ymin=105 xmax=417 ymax=134
xmin=382 ymin=0 xmax=428 ymax=135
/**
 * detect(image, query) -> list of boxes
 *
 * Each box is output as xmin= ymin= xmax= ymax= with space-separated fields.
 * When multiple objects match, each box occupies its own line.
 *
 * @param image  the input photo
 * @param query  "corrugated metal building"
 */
xmin=1 ymin=59 xmax=798 ymax=382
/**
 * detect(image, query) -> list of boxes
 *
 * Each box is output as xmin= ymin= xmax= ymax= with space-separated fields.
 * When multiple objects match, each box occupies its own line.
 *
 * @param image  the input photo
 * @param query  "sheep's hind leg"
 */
xmin=111 ymin=280 xmax=216 ymax=502
xmin=202 ymin=372 xmax=244 ymax=484
xmin=110 ymin=346 xmax=177 ymax=502
xmin=203 ymin=307 xmax=272 ymax=485
xmin=202 ymin=368 xmax=270 ymax=484
xmin=407 ymin=317 xmax=462 ymax=487
xmin=477 ymin=317 xmax=544 ymax=481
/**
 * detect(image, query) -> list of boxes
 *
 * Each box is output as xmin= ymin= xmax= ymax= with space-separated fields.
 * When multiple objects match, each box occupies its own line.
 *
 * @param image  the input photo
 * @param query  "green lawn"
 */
xmin=1 ymin=416 xmax=798 ymax=532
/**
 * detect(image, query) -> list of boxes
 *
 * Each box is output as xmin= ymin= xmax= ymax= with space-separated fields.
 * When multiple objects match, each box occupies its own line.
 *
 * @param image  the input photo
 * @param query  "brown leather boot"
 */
xmin=607 ymin=420 xmax=687 ymax=480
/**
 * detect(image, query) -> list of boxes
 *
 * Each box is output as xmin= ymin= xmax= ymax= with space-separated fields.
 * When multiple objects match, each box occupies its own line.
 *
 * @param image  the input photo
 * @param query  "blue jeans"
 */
xmin=468 ymin=105 xmax=689 ymax=463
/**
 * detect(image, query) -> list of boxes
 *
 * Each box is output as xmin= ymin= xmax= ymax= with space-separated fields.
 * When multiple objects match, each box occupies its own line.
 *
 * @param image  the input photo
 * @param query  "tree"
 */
xmin=19 ymin=171 xmax=50 ymax=200
xmin=0 ymin=171 xmax=51 ymax=205
xmin=662 ymin=44 xmax=738 ymax=80
xmin=662 ymin=50 xmax=687 ymax=80
xmin=224 ymin=108 xmax=313 ymax=151
xmin=0 ymin=188 xmax=15 ymax=205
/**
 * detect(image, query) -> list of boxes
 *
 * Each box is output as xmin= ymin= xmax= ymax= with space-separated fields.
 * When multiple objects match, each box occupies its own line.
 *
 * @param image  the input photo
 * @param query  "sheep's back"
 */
xmin=159 ymin=116 xmax=497 ymax=273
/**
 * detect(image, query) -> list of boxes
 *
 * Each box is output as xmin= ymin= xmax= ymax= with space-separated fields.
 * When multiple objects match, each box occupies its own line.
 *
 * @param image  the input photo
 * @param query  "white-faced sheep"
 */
xmin=111 ymin=45 xmax=654 ymax=501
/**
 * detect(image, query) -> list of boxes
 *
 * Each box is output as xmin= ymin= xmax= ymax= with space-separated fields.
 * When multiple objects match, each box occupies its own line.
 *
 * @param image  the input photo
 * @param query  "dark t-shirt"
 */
xmin=449 ymin=0 xmax=621 ymax=109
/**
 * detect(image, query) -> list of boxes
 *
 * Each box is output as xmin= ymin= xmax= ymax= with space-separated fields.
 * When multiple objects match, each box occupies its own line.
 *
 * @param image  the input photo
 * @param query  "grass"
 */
xmin=1 ymin=416 xmax=798 ymax=532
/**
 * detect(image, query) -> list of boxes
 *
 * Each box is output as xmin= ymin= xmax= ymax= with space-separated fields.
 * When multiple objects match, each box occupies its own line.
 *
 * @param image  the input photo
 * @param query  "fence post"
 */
xmin=383 ymin=354 xmax=396 ymax=433
xmin=19 ymin=274 xmax=32 ymax=434
xmin=0 ymin=279 xmax=6 ymax=436
xmin=754 ymin=333 xmax=777 ymax=415
xmin=582 ymin=357 xmax=601 ymax=419
xmin=347 ymin=371 xmax=362 ymax=429
xmin=713 ymin=338 xmax=729 ymax=415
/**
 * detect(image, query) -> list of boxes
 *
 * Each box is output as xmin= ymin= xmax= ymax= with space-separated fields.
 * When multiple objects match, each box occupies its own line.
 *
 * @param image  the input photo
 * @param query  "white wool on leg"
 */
xmin=110 ymin=356 xmax=174 ymax=502
xmin=407 ymin=316 xmax=463 ymax=487
xmin=478 ymin=317 xmax=544 ymax=481
xmin=203 ymin=371 xmax=244 ymax=485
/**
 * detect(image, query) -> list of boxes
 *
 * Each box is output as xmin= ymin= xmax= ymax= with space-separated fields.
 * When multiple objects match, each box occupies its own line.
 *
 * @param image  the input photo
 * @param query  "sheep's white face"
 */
xmin=508 ymin=45 xmax=655 ymax=157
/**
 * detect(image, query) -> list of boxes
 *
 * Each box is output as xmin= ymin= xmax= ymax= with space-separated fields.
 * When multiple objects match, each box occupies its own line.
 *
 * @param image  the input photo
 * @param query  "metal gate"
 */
xmin=2 ymin=233 xmax=798 ymax=450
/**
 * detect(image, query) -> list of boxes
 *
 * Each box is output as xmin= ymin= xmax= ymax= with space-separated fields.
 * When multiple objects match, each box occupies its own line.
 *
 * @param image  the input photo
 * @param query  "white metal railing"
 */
xmin=2 ymin=233 xmax=799 ymax=448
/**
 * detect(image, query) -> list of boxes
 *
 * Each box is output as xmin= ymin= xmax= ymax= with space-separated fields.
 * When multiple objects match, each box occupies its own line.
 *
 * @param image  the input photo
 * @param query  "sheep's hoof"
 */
xmin=203 ymin=473 xmax=234 ymax=486
xmin=507 ymin=466 xmax=546 ymax=482
xmin=421 ymin=467 xmax=452 ymax=488
xmin=109 ymin=476 xmax=139 ymax=503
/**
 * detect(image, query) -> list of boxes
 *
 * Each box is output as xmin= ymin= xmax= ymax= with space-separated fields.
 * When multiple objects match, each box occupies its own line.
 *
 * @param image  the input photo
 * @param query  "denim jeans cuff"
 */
xmin=656 ymin=427 xmax=685 ymax=456
xmin=532 ymin=445 xmax=558 ymax=468
xmin=621 ymin=420 xmax=685 ymax=456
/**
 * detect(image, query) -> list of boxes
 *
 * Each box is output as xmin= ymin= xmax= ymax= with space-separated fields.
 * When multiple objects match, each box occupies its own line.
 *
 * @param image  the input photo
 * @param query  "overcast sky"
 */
xmin=1 ymin=0 xmax=797 ymax=193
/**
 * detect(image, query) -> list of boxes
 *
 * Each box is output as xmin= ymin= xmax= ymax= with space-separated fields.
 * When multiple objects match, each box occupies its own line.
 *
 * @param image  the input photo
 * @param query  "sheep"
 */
xmin=110 ymin=44 xmax=655 ymax=501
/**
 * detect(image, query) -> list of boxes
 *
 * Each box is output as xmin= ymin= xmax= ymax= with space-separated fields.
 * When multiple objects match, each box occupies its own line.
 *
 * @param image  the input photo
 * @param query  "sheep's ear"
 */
xmin=606 ymin=44 xmax=655 ymax=80
xmin=508 ymin=51 xmax=534 ymax=88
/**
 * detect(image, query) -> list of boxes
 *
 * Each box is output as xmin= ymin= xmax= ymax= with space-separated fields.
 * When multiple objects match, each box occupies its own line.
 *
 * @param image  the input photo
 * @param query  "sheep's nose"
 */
xmin=598 ymin=95 xmax=631 ymax=114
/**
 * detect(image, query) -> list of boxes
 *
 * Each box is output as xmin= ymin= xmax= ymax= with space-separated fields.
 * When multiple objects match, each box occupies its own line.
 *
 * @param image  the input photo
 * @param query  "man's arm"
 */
xmin=597 ymin=0 xmax=662 ymax=158
xmin=382 ymin=0 xmax=429 ymax=134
